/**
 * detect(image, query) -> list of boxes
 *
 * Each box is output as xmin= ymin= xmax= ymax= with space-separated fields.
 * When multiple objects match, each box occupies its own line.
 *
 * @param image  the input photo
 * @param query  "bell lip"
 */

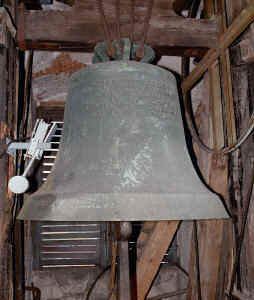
xmin=17 ymin=192 xmax=230 ymax=221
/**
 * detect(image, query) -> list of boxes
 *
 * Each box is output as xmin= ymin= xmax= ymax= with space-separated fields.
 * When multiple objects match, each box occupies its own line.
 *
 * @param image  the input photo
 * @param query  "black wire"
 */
xmin=10 ymin=194 xmax=18 ymax=300
xmin=85 ymin=265 xmax=111 ymax=300
xmin=193 ymin=221 xmax=202 ymax=300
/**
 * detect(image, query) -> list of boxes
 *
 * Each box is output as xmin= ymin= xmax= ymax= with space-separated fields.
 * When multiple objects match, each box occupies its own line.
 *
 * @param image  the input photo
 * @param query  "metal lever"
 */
xmin=8 ymin=119 xmax=57 ymax=194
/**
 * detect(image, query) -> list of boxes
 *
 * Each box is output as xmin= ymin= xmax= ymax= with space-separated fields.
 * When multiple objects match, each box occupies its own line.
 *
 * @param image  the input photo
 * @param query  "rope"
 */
xmin=115 ymin=0 xmax=121 ymax=51
xmin=130 ymin=0 xmax=135 ymax=42
xmin=136 ymin=0 xmax=154 ymax=59
xmin=95 ymin=0 xmax=154 ymax=60
xmin=95 ymin=0 xmax=115 ymax=56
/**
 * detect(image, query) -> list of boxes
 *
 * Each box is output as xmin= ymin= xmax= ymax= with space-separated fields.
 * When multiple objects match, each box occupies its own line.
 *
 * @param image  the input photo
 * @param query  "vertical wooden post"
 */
xmin=0 ymin=36 xmax=19 ymax=299
xmin=0 ymin=45 xmax=12 ymax=300
xmin=187 ymin=1 xmax=234 ymax=300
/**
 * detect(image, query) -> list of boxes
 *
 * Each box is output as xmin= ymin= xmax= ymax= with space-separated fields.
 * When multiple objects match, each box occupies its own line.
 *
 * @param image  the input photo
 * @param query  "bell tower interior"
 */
xmin=1 ymin=1 xmax=254 ymax=300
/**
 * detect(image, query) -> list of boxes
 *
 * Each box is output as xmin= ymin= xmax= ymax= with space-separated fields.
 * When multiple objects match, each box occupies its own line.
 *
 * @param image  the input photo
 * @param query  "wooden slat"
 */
xmin=41 ymin=251 xmax=98 ymax=259
xmin=40 ymin=232 xmax=100 ymax=240
xmin=40 ymin=259 xmax=97 ymax=266
xmin=0 ymin=45 xmax=12 ymax=300
xmin=217 ymin=0 xmax=237 ymax=146
xmin=41 ymin=239 xmax=99 ymax=247
xmin=182 ymin=3 xmax=254 ymax=93
xmin=41 ymin=245 xmax=97 ymax=251
xmin=40 ymin=225 xmax=99 ymax=233
xmin=136 ymin=221 xmax=180 ymax=300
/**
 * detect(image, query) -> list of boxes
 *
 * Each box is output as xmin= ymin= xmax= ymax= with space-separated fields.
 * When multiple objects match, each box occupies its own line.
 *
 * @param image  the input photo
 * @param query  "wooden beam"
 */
xmin=0 ymin=45 xmax=11 ymax=300
xmin=17 ymin=4 xmax=218 ymax=53
xmin=225 ymin=0 xmax=254 ymax=64
xmin=19 ymin=40 xmax=208 ymax=57
xmin=182 ymin=3 xmax=254 ymax=93
xmin=136 ymin=221 xmax=180 ymax=300
xmin=225 ymin=0 xmax=246 ymax=25
xmin=0 ymin=35 xmax=20 ymax=300
xmin=216 ymin=0 xmax=237 ymax=145
xmin=187 ymin=1 xmax=234 ymax=299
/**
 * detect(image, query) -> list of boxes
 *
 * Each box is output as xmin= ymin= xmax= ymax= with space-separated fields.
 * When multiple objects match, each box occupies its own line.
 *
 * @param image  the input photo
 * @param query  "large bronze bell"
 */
xmin=18 ymin=60 xmax=228 ymax=221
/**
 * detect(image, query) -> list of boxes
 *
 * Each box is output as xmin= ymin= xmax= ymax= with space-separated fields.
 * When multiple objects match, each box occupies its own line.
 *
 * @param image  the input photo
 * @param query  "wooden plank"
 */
xmin=216 ymin=0 xmax=237 ymax=144
xmin=187 ymin=69 xmax=228 ymax=300
xmin=214 ymin=2 xmax=235 ymax=296
xmin=0 ymin=45 xmax=11 ymax=300
xmin=20 ymin=40 xmax=209 ymax=57
xmin=187 ymin=2 xmax=232 ymax=299
xmin=17 ymin=4 xmax=218 ymax=52
xmin=208 ymin=62 xmax=225 ymax=149
xmin=0 ymin=35 xmax=22 ymax=300
xmin=136 ymin=221 xmax=180 ymax=300
xmin=203 ymin=0 xmax=215 ymax=18
xmin=225 ymin=0 xmax=246 ymax=25
xmin=182 ymin=3 xmax=254 ymax=93
xmin=225 ymin=1 xmax=253 ymax=65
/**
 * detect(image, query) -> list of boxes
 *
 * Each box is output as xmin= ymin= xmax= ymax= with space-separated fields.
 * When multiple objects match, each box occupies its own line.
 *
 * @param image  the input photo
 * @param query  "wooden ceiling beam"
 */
xmin=17 ymin=5 xmax=218 ymax=54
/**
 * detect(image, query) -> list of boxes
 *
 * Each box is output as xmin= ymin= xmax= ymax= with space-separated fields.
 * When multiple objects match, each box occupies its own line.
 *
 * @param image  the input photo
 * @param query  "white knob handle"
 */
xmin=8 ymin=176 xmax=29 ymax=194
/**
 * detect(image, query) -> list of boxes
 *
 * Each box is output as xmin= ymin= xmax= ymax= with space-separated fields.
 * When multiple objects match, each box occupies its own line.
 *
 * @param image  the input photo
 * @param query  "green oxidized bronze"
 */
xmin=18 ymin=39 xmax=229 ymax=221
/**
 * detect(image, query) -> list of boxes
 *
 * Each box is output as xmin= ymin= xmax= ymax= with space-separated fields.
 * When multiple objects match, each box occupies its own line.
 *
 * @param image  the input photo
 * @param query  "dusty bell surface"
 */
xmin=18 ymin=61 xmax=229 ymax=221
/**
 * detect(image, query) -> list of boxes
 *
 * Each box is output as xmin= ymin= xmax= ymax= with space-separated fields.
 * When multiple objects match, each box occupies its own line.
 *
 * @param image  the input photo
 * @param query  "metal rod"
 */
xmin=194 ymin=220 xmax=202 ymax=300
xmin=22 ymin=156 xmax=36 ymax=177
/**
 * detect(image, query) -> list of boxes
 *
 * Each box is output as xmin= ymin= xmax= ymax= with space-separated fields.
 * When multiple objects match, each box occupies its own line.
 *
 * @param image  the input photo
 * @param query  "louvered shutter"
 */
xmin=32 ymin=122 xmax=110 ymax=269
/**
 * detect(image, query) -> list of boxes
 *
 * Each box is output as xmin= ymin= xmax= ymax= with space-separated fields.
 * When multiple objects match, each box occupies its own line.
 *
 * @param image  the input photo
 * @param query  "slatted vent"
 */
xmin=32 ymin=121 xmax=109 ymax=269
xmin=42 ymin=121 xmax=63 ymax=182
xmin=37 ymin=221 xmax=107 ymax=269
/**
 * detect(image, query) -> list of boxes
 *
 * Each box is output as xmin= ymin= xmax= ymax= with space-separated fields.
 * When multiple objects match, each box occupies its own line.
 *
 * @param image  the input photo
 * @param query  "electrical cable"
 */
xmin=193 ymin=221 xmax=202 ymax=300
xmin=183 ymin=93 xmax=254 ymax=155
xmin=180 ymin=0 xmax=254 ymax=156
xmin=85 ymin=265 xmax=111 ymax=300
